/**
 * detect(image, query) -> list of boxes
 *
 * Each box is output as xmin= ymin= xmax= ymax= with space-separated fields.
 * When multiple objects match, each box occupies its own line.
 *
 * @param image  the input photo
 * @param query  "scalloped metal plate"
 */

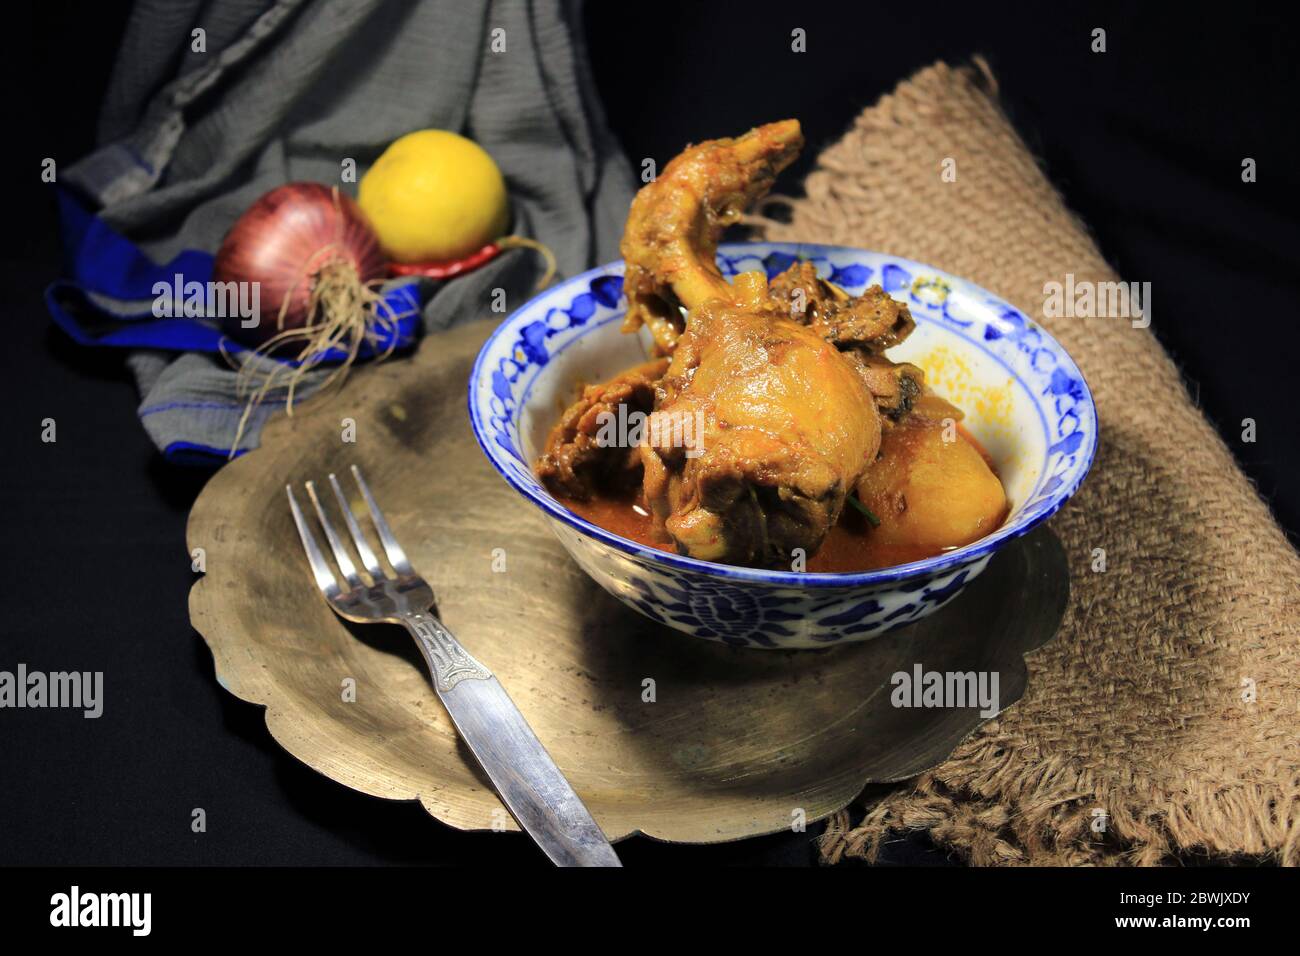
xmin=188 ymin=319 xmax=1068 ymax=844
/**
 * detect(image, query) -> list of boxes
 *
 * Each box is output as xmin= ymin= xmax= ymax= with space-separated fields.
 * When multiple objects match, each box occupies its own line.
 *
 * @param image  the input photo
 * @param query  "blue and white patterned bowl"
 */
xmin=469 ymin=243 xmax=1096 ymax=649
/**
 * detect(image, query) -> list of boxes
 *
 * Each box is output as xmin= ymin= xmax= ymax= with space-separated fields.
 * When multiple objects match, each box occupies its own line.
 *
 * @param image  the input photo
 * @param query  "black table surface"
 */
xmin=0 ymin=2 xmax=1295 ymax=867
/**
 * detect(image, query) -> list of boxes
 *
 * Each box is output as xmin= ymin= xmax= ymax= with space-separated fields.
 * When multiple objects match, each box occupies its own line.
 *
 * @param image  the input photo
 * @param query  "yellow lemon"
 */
xmin=359 ymin=130 xmax=509 ymax=263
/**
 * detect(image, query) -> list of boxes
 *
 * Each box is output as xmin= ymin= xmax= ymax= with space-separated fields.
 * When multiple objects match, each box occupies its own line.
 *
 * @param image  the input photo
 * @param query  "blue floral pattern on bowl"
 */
xmin=469 ymin=243 xmax=1097 ymax=649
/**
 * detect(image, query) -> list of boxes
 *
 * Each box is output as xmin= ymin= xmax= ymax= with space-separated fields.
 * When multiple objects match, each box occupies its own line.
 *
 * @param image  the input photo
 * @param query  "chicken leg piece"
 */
xmin=640 ymin=273 xmax=882 ymax=567
xmin=620 ymin=120 xmax=804 ymax=351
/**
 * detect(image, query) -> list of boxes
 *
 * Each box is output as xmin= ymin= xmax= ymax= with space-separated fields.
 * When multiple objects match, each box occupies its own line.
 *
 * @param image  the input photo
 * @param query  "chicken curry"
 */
xmin=534 ymin=120 xmax=1008 ymax=572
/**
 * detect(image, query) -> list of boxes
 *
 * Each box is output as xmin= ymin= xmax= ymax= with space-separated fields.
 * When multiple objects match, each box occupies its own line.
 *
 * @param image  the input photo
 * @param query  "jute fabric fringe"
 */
xmin=758 ymin=59 xmax=1300 ymax=866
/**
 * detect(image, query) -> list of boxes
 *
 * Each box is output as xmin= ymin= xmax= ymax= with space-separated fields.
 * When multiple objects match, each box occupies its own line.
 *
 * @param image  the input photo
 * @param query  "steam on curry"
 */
xmin=534 ymin=120 xmax=1007 ymax=572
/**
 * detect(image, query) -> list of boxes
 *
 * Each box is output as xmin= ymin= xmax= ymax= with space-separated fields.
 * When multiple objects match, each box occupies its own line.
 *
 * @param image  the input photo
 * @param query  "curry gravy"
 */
xmin=557 ymin=424 xmax=1006 ymax=573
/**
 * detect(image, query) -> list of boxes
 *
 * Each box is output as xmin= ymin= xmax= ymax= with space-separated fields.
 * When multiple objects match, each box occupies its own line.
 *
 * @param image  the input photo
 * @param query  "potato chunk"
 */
xmin=855 ymin=421 xmax=1007 ymax=553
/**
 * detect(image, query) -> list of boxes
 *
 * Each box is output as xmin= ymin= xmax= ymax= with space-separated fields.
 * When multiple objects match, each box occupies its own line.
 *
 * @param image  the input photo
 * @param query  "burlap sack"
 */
xmin=758 ymin=59 xmax=1300 ymax=866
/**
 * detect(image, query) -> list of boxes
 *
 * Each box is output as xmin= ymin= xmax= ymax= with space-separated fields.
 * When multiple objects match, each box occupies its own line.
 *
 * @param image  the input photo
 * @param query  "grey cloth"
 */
xmin=66 ymin=0 xmax=634 ymax=461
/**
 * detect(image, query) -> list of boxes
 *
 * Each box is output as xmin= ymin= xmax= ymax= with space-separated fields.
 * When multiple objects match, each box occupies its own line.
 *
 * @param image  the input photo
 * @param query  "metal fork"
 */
xmin=286 ymin=465 xmax=620 ymax=867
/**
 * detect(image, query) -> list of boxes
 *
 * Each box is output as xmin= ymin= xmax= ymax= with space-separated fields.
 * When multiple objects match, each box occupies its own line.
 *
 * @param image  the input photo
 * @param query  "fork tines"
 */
xmin=287 ymin=465 xmax=412 ymax=595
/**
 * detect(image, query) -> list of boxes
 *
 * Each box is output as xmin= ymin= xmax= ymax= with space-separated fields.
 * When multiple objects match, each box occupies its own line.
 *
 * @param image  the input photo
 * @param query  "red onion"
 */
xmin=213 ymin=183 xmax=386 ymax=346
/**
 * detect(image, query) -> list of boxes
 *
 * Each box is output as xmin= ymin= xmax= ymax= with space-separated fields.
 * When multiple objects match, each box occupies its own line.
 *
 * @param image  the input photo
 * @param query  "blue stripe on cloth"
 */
xmin=56 ymin=186 xmax=215 ymax=300
xmin=162 ymin=441 xmax=250 ymax=467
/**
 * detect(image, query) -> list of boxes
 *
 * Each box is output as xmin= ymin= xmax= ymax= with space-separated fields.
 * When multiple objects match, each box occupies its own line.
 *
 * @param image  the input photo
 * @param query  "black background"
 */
xmin=0 ymin=1 xmax=1296 ymax=868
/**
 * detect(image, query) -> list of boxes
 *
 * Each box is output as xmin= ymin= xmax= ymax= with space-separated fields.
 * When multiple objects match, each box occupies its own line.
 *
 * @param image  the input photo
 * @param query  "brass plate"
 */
xmin=188 ymin=319 xmax=1068 ymax=843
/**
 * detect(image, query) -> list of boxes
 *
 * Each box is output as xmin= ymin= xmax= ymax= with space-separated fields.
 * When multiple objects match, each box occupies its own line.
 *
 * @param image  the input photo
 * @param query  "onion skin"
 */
xmin=213 ymin=183 xmax=386 ymax=347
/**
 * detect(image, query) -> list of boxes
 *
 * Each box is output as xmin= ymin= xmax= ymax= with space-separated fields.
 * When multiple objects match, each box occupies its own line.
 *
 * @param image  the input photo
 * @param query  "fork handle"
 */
xmin=402 ymin=611 xmax=492 ymax=693
xmin=398 ymin=610 xmax=620 ymax=866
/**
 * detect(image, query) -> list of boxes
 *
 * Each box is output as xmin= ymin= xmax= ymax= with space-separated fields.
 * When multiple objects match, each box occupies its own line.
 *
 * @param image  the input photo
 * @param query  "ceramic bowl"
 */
xmin=469 ymin=243 xmax=1096 ymax=649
